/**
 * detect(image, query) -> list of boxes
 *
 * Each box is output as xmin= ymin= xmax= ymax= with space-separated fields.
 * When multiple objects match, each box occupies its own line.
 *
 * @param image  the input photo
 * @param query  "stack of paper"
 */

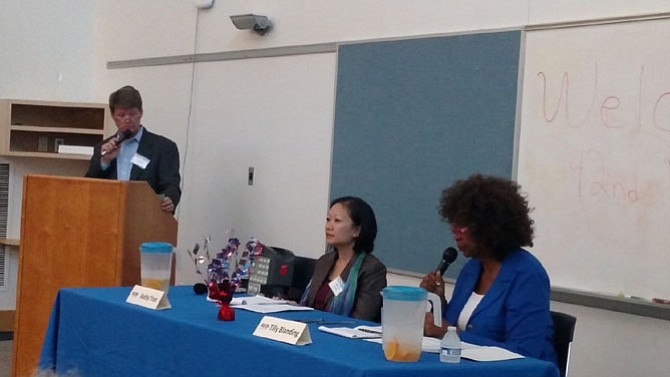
xmin=317 ymin=325 xmax=382 ymax=339
xmin=461 ymin=344 xmax=524 ymax=361
xmin=230 ymin=295 xmax=313 ymax=313
xmin=319 ymin=324 xmax=525 ymax=362
xmin=416 ymin=339 xmax=524 ymax=361
xmin=57 ymin=145 xmax=94 ymax=156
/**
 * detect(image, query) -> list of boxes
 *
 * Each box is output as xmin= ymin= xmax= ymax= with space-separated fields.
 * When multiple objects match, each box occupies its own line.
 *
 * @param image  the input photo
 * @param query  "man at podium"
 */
xmin=86 ymin=85 xmax=181 ymax=213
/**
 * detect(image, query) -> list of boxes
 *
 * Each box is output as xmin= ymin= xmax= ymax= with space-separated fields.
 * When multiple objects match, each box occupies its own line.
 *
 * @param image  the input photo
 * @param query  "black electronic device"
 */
xmin=287 ymin=256 xmax=317 ymax=302
xmin=247 ymin=245 xmax=295 ymax=298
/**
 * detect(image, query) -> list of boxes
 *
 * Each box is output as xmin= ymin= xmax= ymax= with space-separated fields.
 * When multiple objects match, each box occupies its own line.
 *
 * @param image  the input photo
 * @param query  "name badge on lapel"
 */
xmin=131 ymin=153 xmax=150 ymax=169
xmin=329 ymin=277 xmax=345 ymax=297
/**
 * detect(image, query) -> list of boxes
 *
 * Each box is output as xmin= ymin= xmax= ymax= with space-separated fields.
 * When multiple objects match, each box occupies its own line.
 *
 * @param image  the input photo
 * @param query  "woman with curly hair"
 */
xmin=421 ymin=174 xmax=557 ymax=365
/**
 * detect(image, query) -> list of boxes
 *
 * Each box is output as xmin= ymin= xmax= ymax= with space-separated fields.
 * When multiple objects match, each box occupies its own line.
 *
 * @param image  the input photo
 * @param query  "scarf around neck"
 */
xmin=300 ymin=252 xmax=366 ymax=317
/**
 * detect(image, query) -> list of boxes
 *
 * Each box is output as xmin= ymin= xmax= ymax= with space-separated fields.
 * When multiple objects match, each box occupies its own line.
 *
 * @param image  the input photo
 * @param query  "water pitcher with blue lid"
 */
xmin=381 ymin=286 xmax=442 ymax=362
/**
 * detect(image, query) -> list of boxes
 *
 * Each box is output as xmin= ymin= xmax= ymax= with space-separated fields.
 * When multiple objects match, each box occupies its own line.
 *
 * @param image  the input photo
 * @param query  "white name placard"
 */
xmin=126 ymin=285 xmax=171 ymax=310
xmin=252 ymin=316 xmax=312 ymax=346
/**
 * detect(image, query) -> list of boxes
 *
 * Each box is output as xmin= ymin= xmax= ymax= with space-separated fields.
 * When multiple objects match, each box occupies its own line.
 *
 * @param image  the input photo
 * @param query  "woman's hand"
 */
xmin=423 ymin=311 xmax=448 ymax=338
xmin=420 ymin=271 xmax=445 ymax=297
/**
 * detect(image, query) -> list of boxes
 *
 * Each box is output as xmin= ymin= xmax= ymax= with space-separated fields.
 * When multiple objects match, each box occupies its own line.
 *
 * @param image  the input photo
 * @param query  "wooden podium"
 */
xmin=12 ymin=174 xmax=178 ymax=377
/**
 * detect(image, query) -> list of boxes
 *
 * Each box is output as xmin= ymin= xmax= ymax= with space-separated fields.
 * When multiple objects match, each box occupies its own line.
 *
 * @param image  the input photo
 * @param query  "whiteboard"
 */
xmin=518 ymin=18 xmax=670 ymax=300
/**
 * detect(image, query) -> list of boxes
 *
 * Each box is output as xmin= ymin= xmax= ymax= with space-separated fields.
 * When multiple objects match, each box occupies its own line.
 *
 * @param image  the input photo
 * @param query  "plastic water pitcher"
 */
xmin=139 ymin=242 xmax=174 ymax=293
xmin=381 ymin=286 xmax=442 ymax=362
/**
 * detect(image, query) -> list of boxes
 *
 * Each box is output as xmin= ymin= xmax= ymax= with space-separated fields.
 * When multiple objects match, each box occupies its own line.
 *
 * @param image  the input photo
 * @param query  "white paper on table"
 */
xmin=362 ymin=335 xmax=443 ymax=352
xmin=461 ymin=343 xmax=524 ymax=361
xmin=230 ymin=295 xmax=313 ymax=313
xmin=231 ymin=295 xmax=286 ymax=305
xmin=318 ymin=325 xmax=382 ymax=339
xmin=363 ymin=337 xmax=524 ymax=361
xmin=417 ymin=339 xmax=524 ymax=361
xmin=235 ymin=304 xmax=314 ymax=313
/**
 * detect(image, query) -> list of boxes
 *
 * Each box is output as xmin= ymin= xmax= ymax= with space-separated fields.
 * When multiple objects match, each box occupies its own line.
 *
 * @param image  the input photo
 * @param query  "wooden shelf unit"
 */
xmin=0 ymin=238 xmax=20 ymax=247
xmin=0 ymin=99 xmax=112 ymax=159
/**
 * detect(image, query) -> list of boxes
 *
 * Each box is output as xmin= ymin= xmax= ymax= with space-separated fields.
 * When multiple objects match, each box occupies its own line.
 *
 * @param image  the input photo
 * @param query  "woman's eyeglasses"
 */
xmin=449 ymin=224 xmax=468 ymax=236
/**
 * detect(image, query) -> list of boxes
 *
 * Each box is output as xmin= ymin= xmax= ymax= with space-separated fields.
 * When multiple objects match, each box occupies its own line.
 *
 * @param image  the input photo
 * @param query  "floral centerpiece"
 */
xmin=186 ymin=233 xmax=266 ymax=321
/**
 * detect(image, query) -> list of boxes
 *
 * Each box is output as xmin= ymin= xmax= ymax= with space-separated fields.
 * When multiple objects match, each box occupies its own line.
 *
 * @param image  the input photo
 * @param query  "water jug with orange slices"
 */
xmin=381 ymin=286 xmax=442 ymax=362
xmin=139 ymin=242 xmax=174 ymax=293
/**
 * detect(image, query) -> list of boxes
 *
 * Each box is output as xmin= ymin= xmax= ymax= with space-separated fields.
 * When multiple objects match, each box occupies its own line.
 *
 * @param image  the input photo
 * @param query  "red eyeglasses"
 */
xmin=449 ymin=224 xmax=468 ymax=236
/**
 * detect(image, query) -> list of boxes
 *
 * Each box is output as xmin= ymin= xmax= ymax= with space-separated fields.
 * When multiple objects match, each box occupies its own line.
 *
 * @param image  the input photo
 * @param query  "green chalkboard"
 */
xmin=330 ymin=31 xmax=521 ymax=277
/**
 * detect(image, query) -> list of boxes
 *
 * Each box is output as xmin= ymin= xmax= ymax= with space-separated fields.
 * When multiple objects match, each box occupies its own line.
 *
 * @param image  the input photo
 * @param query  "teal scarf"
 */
xmin=300 ymin=252 xmax=366 ymax=317
xmin=329 ymin=252 xmax=365 ymax=317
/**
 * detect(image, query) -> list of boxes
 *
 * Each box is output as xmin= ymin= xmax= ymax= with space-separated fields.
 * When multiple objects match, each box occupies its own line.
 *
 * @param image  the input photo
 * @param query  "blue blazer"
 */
xmin=446 ymin=248 xmax=557 ymax=365
xmin=86 ymin=127 xmax=181 ymax=206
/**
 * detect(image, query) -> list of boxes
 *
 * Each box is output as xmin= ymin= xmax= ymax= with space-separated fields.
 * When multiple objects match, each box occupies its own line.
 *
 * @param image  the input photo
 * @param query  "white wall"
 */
xmin=0 ymin=0 xmax=101 ymax=311
xmin=0 ymin=0 xmax=97 ymax=101
xmin=1 ymin=1 xmax=670 ymax=376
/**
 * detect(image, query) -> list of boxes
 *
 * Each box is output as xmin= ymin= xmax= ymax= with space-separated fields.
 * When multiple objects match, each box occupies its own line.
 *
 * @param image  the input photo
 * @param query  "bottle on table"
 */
xmin=440 ymin=326 xmax=462 ymax=363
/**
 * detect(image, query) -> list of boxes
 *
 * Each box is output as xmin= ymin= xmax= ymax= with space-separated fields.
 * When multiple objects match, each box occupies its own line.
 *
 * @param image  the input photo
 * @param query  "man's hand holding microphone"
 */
xmin=100 ymin=130 xmax=133 ymax=163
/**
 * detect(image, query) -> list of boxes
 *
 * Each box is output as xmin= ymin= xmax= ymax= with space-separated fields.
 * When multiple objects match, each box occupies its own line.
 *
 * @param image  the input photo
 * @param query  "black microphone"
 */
xmin=435 ymin=247 xmax=458 ymax=276
xmin=193 ymin=283 xmax=208 ymax=295
xmin=101 ymin=130 xmax=133 ymax=156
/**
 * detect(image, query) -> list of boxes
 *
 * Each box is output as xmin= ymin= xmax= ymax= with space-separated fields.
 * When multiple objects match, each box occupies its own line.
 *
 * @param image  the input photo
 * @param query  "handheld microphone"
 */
xmin=193 ymin=283 xmax=208 ymax=295
xmin=101 ymin=130 xmax=133 ymax=156
xmin=435 ymin=247 xmax=458 ymax=276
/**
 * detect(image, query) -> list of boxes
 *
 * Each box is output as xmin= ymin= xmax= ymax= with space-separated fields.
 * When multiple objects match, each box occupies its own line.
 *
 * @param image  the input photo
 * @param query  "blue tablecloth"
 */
xmin=40 ymin=286 xmax=559 ymax=377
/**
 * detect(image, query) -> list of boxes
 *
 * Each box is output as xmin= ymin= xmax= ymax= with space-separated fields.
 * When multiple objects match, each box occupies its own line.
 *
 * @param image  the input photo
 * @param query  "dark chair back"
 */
xmin=551 ymin=311 xmax=577 ymax=377
xmin=287 ymin=256 xmax=317 ymax=302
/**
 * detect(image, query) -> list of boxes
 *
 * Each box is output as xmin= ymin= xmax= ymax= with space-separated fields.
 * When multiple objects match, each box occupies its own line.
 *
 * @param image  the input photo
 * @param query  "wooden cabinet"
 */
xmin=0 ymin=99 xmax=112 ymax=160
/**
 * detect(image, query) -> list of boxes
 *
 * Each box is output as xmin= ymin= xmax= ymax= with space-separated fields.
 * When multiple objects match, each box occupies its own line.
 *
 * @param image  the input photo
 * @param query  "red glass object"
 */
xmin=208 ymin=279 xmax=236 ymax=321
xmin=218 ymin=303 xmax=236 ymax=321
